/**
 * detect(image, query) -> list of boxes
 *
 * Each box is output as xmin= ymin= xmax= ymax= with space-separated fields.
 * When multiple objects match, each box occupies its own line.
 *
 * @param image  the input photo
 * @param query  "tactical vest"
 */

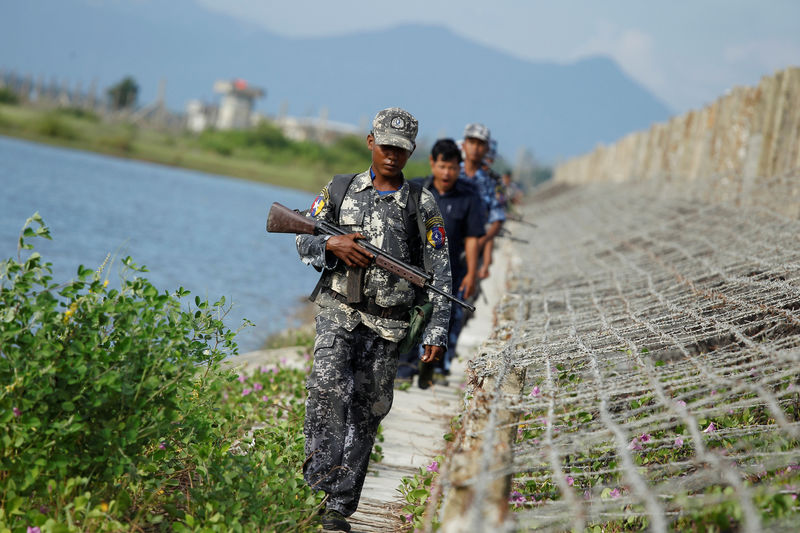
xmin=310 ymin=173 xmax=429 ymax=307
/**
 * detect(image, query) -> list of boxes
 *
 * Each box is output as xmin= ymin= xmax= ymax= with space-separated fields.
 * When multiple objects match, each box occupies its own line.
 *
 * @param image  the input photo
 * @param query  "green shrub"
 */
xmin=32 ymin=112 xmax=78 ymax=140
xmin=0 ymin=214 xmax=323 ymax=531
xmin=197 ymin=131 xmax=236 ymax=156
xmin=56 ymin=107 xmax=100 ymax=122
xmin=246 ymin=121 xmax=290 ymax=149
xmin=0 ymin=87 xmax=19 ymax=105
xmin=100 ymin=126 xmax=137 ymax=153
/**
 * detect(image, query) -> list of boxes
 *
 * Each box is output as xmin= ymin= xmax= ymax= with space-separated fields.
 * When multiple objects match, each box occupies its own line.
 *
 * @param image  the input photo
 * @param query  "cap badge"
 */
xmin=390 ymin=117 xmax=405 ymax=129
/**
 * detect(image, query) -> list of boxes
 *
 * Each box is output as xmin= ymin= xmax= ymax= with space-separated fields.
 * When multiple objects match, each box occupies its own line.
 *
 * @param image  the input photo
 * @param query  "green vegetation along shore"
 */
xmin=0 ymin=102 xmax=431 ymax=193
xmin=1 ymin=215 xmax=328 ymax=531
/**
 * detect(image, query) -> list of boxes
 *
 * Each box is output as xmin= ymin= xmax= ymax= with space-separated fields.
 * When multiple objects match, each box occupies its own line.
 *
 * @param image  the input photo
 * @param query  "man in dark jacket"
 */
xmin=397 ymin=138 xmax=485 ymax=387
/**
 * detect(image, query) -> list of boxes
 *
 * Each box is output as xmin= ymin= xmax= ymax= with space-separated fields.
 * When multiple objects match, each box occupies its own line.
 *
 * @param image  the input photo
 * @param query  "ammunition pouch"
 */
xmin=397 ymin=299 xmax=433 ymax=354
xmin=326 ymin=289 xmax=409 ymax=321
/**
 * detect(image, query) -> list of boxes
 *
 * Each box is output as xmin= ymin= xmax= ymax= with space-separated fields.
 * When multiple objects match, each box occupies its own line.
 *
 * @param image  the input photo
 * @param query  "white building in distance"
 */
xmin=212 ymin=79 xmax=264 ymax=130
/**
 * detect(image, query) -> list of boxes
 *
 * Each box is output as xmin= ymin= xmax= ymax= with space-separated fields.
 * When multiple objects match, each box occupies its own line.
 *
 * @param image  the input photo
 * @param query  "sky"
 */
xmin=195 ymin=0 xmax=800 ymax=114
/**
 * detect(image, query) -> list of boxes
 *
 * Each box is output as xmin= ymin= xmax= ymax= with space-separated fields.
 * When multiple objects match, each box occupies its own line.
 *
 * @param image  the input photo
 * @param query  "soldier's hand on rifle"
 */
xmin=421 ymin=345 xmax=444 ymax=363
xmin=326 ymin=233 xmax=373 ymax=268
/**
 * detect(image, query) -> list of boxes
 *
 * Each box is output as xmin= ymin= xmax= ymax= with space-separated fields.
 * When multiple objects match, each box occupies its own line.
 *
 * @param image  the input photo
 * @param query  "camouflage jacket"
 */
xmin=296 ymin=170 xmax=452 ymax=346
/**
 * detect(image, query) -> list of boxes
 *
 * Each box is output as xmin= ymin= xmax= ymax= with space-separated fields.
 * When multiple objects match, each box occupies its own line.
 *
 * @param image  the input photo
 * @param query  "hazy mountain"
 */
xmin=1 ymin=0 xmax=672 ymax=162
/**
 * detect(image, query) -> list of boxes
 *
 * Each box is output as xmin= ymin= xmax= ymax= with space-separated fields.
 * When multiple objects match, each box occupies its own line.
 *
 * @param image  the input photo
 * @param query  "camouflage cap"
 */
xmin=487 ymin=138 xmax=498 ymax=160
xmin=464 ymin=123 xmax=490 ymax=142
xmin=372 ymin=107 xmax=418 ymax=152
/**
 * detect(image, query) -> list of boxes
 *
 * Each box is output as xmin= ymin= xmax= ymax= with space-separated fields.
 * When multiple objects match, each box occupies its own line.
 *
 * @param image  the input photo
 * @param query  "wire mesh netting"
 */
xmin=444 ymin=182 xmax=800 ymax=532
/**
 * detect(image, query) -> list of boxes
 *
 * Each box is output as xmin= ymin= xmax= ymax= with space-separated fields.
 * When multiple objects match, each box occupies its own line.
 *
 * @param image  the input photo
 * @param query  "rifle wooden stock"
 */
xmin=266 ymin=202 xmax=476 ymax=312
xmin=266 ymin=202 xmax=317 ymax=235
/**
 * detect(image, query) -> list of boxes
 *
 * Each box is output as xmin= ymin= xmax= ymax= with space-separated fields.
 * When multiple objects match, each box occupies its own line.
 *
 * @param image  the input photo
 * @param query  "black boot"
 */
xmin=321 ymin=509 xmax=351 ymax=531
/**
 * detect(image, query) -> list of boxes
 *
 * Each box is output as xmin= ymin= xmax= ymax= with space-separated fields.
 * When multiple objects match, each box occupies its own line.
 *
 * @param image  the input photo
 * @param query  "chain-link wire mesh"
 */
xmin=444 ymin=181 xmax=800 ymax=532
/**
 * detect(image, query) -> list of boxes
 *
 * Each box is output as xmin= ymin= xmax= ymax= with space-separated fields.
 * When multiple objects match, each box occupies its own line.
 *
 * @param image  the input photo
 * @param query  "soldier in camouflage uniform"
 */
xmin=296 ymin=107 xmax=451 ymax=530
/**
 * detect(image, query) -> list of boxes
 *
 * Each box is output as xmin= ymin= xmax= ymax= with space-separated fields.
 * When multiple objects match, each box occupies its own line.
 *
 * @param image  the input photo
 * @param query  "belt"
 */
xmin=327 ymin=290 xmax=409 ymax=321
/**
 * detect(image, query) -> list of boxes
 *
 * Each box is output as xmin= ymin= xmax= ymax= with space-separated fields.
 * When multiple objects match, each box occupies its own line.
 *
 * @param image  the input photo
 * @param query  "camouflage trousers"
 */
xmin=303 ymin=312 xmax=399 ymax=517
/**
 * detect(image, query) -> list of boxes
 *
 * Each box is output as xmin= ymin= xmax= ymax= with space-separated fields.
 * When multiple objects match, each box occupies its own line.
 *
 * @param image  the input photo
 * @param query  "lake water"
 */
xmin=0 ymin=135 xmax=320 ymax=352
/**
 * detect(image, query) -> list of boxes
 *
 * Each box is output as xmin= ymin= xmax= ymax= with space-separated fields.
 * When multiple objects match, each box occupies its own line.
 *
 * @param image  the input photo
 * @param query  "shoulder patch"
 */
xmin=426 ymin=215 xmax=446 ymax=249
xmin=310 ymin=187 xmax=330 ymax=218
xmin=425 ymin=215 xmax=444 ymax=230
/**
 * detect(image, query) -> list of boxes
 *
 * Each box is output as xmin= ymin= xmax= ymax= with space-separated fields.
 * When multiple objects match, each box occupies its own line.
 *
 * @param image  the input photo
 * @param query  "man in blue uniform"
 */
xmin=397 ymin=138 xmax=485 ymax=387
xmin=460 ymin=123 xmax=505 ymax=279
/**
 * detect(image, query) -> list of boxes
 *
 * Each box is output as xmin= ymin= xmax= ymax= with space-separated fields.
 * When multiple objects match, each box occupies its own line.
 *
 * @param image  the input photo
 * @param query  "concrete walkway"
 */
xmin=349 ymin=252 xmax=508 ymax=531
xmin=232 ymin=245 xmax=509 ymax=532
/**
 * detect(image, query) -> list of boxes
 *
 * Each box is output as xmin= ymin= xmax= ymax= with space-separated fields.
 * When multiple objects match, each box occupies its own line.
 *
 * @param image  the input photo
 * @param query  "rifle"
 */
xmin=505 ymin=213 xmax=537 ymax=228
xmin=496 ymin=228 xmax=530 ymax=244
xmin=266 ymin=202 xmax=476 ymax=312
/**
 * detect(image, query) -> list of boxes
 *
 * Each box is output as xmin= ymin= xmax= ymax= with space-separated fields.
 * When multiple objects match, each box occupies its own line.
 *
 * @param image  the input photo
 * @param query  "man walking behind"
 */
xmin=398 ymin=139 xmax=485 ymax=387
xmin=460 ymin=123 xmax=506 ymax=279
xmin=295 ymin=108 xmax=451 ymax=531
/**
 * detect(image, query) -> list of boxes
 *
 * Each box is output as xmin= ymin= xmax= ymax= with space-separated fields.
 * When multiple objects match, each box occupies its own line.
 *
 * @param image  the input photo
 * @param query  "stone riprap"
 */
xmin=438 ymin=182 xmax=800 ymax=532
xmin=553 ymin=67 xmax=800 ymax=219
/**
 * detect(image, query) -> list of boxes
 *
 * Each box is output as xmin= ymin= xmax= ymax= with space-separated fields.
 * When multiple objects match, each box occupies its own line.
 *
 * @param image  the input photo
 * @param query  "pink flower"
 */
xmin=584 ymin=489 xmax=591 ymax=500
xmin=260 ymin=366 xmax=269 ymax=374
xmin=703 ymin=422 xmax=716 ymax=433
xmin=675 ymin=400 xmax=687 ymax=408
xmin=609 ymin=488 xmax=621 ymax=498
xmin=529 ymin=386 xmax=541 ymax=398
xmin=242 ymin=388 xmax=252 ymax=396
xmin=508 ymin=490 xmax=527 ymax=505
xmin=304 ymin=353 xmax=311 ymax=361
xmin=427 ymin=461 xmax=439 ymax=473
xmin=280 ymin=357 xmax=287 ymax=365
xmin=710 ymin=389 xmax=717 ymax=396
xmin=261 ymin=395 xmax=269 ymax=402
xmin=159 ymin=442 xmax=166 ymax=450
xmin=253 ymin=382 xmax=263 ymax=391
xmin=674 ymin=437 xmax=684 ymax=448
xmin=566 ymin=475 xmax=574 ymax=486
xmin=12 ymin=407 xmax=21 ymax=417
xmin=237 ymin=374 xmax=246 ymax=383
xmin=628 ymin=438 xmax=642 ymax=451
xmin=404 ymin=513 xmax=413 ymax=522
xmin=27 ymin=527 xmax=41 ymax=533
xmin=639 ymin=433 xmax=651 ymax=443
xmin=271 ymin=367 xmax=279 ymax=374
